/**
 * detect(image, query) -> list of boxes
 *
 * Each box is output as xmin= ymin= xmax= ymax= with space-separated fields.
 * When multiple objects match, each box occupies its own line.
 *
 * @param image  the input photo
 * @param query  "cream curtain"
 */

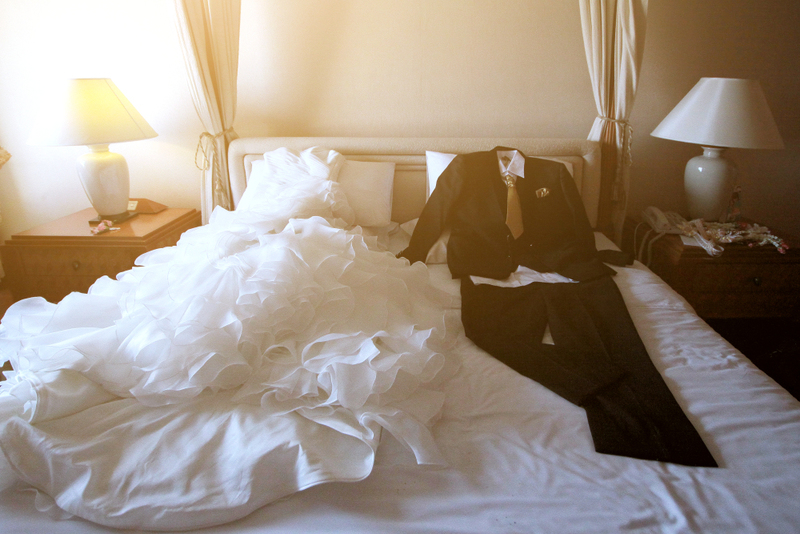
xmin=579 ymin=0 xmax=649 ymax=243
xmin=0 ymin=146 xmax=9 ymax=279
xmin=174 ymin=0 xmax=241 ymax=223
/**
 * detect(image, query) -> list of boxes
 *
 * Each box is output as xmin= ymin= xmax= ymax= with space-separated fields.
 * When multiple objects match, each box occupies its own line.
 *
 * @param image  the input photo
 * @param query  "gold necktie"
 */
xmin=504 ymin=173 xmax=524 ymax=239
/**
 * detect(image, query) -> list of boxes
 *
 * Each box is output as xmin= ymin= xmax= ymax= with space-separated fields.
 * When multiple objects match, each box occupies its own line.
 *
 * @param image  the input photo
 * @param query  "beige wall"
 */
xmin=235 ymin=0 xmax=594 ymax=138
xmin=1 ymin=0 xmax=798 ymax=255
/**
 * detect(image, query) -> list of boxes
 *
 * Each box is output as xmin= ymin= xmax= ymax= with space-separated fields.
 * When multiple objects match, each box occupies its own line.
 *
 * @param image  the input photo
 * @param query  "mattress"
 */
xmin=2 ymin=139 xmax=799 ymax=533
xmin=1 ymin=229 xmax=799 ymax=533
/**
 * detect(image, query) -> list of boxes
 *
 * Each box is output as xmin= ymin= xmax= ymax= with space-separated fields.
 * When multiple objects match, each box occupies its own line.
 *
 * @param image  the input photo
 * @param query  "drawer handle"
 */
xmin=72 ymin=260 xmax=81 ymax=271
xmin=752 ymin=276 xmax=762 ymax=286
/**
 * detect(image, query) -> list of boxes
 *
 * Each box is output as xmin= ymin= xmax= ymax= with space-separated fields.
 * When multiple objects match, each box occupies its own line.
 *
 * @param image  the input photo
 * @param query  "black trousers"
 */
xmin=460 ymin=275 xmax=717 ymax=467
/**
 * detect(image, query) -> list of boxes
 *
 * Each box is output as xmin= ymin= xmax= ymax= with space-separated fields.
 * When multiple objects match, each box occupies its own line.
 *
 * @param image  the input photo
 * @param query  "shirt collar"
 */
xmin=497 ymin=150 xmax=525 ymax=179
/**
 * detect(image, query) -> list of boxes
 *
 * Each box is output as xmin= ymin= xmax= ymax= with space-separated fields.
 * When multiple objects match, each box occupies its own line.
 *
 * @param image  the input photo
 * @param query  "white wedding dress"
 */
xmin=0 ymin=147 xmax=457 ymax=530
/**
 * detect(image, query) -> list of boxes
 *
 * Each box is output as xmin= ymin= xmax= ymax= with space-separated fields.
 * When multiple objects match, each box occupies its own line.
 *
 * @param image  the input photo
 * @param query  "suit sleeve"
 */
xmin=399 ymin=155 xmax=465 ymax=264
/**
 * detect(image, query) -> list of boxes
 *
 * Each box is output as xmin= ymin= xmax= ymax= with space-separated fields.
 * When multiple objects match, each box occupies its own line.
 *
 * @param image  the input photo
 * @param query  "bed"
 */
xmin=1 ymin=137 xmax=799 ymax=533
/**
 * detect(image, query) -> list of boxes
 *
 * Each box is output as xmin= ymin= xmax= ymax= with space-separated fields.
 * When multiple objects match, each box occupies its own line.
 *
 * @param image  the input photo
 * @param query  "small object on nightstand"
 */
xmin=90 ymin=220 xmax=120 ymax=235
xmin=725 ymin=186 xmax=742 ymax=223
xmin=623 ymin=217 xmax=800 ymax=319
xmin=129 ymin=198 xmax=167 ymax=214
xmin=88 ymin=199 xmax=168 ymax=226
xmin=89 ymin=212 xmax=135 ymax=225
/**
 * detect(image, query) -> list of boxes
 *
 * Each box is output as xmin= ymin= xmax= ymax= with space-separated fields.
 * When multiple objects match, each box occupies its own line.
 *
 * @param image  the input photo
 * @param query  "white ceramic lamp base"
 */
xmin=684 ymin=146 xmax=736 ymax=222
xmin=76 ymin=144 xmax=133 ymax=223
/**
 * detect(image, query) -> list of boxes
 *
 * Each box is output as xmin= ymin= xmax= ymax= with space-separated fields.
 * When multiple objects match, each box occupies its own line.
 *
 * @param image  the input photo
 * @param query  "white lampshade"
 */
xmin=651 ymin=78 xmax=784 ymax=150
xmin=28 ymin=78 xmax=157 ymax=146
xmin=28 ymin=79 xmax=157 ymax=222
xmin=651 ymin=78 xmax=784 ymax=221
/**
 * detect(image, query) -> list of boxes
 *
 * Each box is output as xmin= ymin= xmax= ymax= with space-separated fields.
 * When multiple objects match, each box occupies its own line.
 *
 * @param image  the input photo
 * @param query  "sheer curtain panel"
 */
xmin=579 ymin=0 xmax=648 ymax=242
xmin=174 ymin=0 xmax=241 ymax=223
xmin=0 ymin=146 xmax=8 ymax=278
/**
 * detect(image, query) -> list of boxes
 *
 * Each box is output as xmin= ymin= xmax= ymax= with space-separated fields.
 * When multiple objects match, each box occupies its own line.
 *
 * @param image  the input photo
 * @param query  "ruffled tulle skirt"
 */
xmin=0 ymin=208 xmax=458 ymax=529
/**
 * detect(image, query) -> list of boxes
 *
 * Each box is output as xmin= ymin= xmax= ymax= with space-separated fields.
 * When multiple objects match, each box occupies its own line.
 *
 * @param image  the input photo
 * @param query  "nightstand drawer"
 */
xmin=16 ymin=246 xmax=142 ymax=277
xmin=690 ymin=263 xmax=800 ymax=293
xmin=690 ymin=291 xmax=800 ymax=319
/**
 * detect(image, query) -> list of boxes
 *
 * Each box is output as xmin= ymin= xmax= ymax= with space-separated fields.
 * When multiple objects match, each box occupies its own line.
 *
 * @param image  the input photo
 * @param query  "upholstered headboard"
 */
xmin=228 ymin=137 xmax=602 ymax=227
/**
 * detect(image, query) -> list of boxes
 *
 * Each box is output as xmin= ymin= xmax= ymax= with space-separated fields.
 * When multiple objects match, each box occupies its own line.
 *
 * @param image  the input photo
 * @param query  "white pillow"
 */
xmin=337 ymin=159 xmax=395 ymax=227
xmin=425 ymin=151 xmax=457 ymax=198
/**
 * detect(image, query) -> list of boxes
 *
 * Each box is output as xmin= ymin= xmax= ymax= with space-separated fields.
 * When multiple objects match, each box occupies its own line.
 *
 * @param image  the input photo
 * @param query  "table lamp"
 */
xmin=28 ymin=78 xmax=157 ymax=223
xmin=651 ymin=78 xmax=784 ymax=221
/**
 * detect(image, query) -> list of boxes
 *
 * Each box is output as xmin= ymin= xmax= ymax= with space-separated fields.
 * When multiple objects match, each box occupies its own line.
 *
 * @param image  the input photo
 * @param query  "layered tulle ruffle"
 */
xmin=0 ymin=147 xmax=458 ymax=528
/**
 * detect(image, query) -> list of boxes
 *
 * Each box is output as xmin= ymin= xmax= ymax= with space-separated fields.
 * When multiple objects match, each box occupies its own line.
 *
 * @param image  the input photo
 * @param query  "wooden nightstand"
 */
xmin=623 ymin=219 xmax=800 ymax=319
xmin=1 ymin=207 xmax=201 ymax=303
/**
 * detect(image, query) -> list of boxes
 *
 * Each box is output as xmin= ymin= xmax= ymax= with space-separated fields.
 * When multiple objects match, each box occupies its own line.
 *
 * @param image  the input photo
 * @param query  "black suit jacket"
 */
xmin=400 ymin=148 xmax=615 ymax=281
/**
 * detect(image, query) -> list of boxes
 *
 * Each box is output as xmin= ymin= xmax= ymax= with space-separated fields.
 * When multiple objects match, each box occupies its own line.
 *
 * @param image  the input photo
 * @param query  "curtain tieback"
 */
xmin=195 ymin=128 xmax=234 ymax=171
xmin=598 ymin=117 xmax=634 ymax=203
xmin=598 ymin=116 xmax=633 ymax=158
xmin=598 ymin=116 xmax=628 ymax=126
xmin=598 ymin=116 xmax=634 ymax=166
xmin=195 ymin=128 xmax=235 ymax=211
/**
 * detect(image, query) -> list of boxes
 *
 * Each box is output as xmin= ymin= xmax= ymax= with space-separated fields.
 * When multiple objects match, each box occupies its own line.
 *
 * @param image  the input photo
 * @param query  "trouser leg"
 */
xmin=460 ymin=276 xmax=717 ymax=467
xmin=573 ymin=276 xmax=717 ymax=467
xmin=460 ymin=278 xmax=624 ymax=406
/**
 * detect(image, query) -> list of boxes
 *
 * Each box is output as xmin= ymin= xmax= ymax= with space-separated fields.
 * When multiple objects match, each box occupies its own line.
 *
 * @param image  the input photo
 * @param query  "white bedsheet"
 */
xmin=2 ymin=203 xmax=800 ymax=532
